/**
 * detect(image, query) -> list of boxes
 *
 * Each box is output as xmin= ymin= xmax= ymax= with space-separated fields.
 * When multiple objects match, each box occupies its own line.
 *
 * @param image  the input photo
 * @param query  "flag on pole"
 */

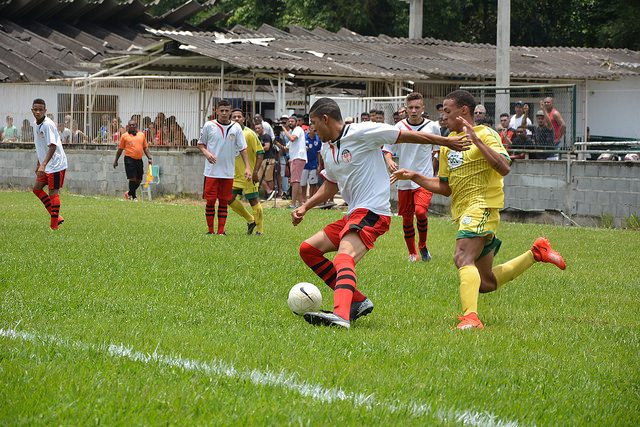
xmin=143 ymin=164 xmax=153 ymax=189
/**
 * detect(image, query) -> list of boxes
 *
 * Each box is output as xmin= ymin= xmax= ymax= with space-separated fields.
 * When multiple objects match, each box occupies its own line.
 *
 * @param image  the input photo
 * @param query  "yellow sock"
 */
xmin=252 ymin=202 xmax=264 ymax=233
xmin=459 ymin=265 xmax=481 ymax=315
xmin=492 ymin=251 xmax=535 ymax=288
xmin=229 ymin=198 xmax=254 ymax=223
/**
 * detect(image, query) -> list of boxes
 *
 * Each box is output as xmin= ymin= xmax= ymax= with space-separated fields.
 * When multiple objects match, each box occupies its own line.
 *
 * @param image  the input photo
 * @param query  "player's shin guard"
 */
xmin=299 ymin=242 xmax=366 ymax=302
xmin=492 ymin=251 xmax=535 ymax=288
xmin=402 ymin=215 xmax=417 ymax=255
xmin=251 ymin=203 xmax=264 ymax=233
xmin=49 ymin=194 xmax=60 ymax=230
xmin=205 ymin=201 xmax=215 ymax=233
xmin=217 ymin=201 xmax=228 ymax=234
xmin=229 ymin=197 xmax=254 ymax=223
xmin=33 ymin=189 xmax=52 ymax=214
xmin=415 ymin=209 xmax=428 ymax=249
xmin=459 ymin=265 xmax=481 ymax=315
xmin=333 ymin=253 xmax=357 ymax=320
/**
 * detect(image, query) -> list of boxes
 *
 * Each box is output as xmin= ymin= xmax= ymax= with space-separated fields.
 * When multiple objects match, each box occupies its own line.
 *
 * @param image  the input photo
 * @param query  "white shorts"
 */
xmin=300 ymin=169 xmax=318 ymax=186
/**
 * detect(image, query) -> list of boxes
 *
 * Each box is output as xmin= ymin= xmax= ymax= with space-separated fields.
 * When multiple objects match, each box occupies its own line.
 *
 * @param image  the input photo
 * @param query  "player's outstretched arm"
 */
xmin=391 ymin=168 xmax=452 ymax=196
xmin=458 ymin=116 xmax=511 ymax=176
xmin=292 ymin=180 xmax=339 ymax=225
xmin=398 ymin=131 xmax=470 ymax=152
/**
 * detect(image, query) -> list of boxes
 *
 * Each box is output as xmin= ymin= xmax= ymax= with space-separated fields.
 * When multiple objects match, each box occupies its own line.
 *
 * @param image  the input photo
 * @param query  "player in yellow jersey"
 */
xmin=230 ymin=109 xmax=265 ymax=235
xmin=392 ymin=90 xmax=566 ymax=330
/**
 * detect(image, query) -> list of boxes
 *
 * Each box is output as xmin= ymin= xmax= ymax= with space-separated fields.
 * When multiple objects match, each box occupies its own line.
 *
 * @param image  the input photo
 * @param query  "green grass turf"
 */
xmin=0 ymin=191 xmax=638 ymax=425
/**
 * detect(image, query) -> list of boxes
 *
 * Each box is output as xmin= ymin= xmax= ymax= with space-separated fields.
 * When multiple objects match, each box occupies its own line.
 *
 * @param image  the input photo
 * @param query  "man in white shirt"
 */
xmin=31 ymin=98 xmax=68 ymax=230
xmin=197 ymin=100 xmax=251 ymax=235
xmin=278 ymin=115 xmax=306 ymax=208
xmin=383 ymin=92 xmax=441 ymax=263
xmin=509 ymin=101 xmax=532 ymax=136
xmin=292 ymin=97 xmax=469 ymax=328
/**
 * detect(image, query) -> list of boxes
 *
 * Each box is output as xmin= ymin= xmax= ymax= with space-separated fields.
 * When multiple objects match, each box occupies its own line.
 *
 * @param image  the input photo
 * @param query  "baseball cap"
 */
xmin=515 ymin=101 xmax=524 ymax=107
xmin=279 ymin=115 xmax=289 ymax=121
xmin=536 ymin=110 xmax=545 ymax=116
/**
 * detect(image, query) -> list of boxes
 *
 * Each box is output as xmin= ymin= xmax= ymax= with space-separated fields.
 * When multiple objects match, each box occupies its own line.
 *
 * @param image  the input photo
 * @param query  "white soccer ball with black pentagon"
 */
xmin=288 ymin=282 xmax=322 ymax=315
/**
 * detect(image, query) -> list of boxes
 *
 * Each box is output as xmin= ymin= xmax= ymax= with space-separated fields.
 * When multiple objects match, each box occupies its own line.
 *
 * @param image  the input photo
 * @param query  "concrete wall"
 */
xmin=2 ymin=146 xmax=639 ymax=226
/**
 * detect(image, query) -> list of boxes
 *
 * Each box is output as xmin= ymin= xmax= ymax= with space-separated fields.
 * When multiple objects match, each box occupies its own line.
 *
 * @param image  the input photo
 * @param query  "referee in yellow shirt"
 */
xmin=392 ymin=90 xmax=566 ymax=330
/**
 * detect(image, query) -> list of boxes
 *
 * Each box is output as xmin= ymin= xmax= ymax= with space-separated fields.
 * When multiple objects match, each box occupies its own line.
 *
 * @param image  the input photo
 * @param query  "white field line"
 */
xmin=1 ymin=327 xmax=521 ymax=427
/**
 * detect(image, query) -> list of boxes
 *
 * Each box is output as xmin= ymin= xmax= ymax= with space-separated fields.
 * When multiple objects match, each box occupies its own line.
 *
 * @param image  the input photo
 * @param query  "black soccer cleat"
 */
xmin=247 ymin=221 xmax=257 ymax=235
xmin=303 ymin=311 xmax=350 ymax=329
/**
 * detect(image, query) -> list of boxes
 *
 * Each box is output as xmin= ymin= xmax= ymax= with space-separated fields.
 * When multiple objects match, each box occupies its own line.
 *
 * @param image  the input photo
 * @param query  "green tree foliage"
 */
xmin=142 ymin=0 xmax=639 ymax=50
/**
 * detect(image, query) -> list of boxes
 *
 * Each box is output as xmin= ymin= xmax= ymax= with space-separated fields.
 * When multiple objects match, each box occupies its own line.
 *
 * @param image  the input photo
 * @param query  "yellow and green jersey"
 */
xmin=439 ymin=125 xmax=510 ymax=220
xmin=234 ymin=126 xmax=265 ymax=187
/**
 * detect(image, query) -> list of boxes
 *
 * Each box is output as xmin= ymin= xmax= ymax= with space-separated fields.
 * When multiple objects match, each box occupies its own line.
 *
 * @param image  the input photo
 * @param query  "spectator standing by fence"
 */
xmin=543 ymin=97 xmax=566 ymax=147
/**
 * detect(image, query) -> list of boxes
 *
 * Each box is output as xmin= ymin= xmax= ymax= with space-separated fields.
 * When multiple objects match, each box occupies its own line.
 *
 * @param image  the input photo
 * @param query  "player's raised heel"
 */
xmin=304 ymin=311 xmax=350 ymax=328
xmin=531 ymin=237 xmax=566 ymax=270
xmin=456 ymin=312 xmax=484 ymax=330
xmin=247 ymin=221 xmax=257 ymax=235
xmin=350 ymin=298 xmax=374 ymax=321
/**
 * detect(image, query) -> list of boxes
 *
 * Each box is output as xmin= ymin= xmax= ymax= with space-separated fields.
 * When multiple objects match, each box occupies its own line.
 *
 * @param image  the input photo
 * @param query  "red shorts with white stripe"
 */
xmin=323 ymin=208 xmax=391 ymax=250
xmin=398 ymin=187 xmax=432 ymax=216
xmin=36 ymin=169 xmax=66 ymax=189
xmin=203 ymin=177 xmax=233 ymax=202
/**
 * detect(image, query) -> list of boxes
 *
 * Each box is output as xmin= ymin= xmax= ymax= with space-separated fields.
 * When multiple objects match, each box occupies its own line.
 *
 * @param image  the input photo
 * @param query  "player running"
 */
xmin=383 ymin=92 xmax=440 ymax=263
xmin=31 ymin=98 xmax=67 ymax=230
xmin=392 ymin=90 xmax=566 ymax=330
xmin=198 ymin=100 xmax=251 ymax=235
xmin=292 ymin=97 xmax=470 ymax=329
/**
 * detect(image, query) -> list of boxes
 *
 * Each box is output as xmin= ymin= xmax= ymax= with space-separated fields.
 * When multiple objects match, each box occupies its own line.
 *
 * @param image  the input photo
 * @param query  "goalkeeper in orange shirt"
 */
xmin=392 ymin=90 xmax=566 ymax=330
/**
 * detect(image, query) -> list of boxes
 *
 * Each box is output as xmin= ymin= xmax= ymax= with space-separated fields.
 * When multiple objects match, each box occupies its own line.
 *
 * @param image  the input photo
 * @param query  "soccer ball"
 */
xmin=287 ymin=282 xmax=322 ymax=315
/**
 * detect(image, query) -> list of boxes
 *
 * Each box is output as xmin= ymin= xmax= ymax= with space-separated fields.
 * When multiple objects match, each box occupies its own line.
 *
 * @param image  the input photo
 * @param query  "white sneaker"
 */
xmin=303 ymin=311 xmax=350 ymax=329
xmin=350 ymin=298 xmax=374 ymax=321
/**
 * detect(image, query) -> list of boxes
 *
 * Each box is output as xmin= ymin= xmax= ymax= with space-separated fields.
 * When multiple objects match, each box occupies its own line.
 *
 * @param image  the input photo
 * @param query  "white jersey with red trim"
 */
xmin=321 ymin=121 xmax=399 ymax=216
xmin=34 ymin=117 xmax=67 ymax=173
xmin=383 ymin=118 xmax=440 ymax=190
xmin=198 ymin=120 xmax=247 ymax=178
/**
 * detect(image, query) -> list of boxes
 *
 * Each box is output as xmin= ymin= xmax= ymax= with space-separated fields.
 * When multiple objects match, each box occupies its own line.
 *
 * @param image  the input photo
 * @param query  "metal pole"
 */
xmin=495 ymin=0 xmax=511 ymax=125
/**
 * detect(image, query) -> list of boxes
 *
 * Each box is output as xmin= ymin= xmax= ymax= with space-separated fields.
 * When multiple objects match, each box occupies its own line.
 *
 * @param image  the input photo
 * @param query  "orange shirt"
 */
xmin=119 ymin=132 xmax=148 ymax=159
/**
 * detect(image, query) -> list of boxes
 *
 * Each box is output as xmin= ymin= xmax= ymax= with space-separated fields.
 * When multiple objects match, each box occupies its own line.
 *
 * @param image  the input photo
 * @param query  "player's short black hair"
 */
xmin=32 ymin=98 xmax=46 ymax=107
xmin=309 ymin=98 xmax=343 ymax=122
xmin=435 ymin=103 xmax=443 ymax=110
xmin=217 ymin=99 xmax=231 ymax=108
xmin=230 ymin=108 xmax=243 ymax=115
xmin=500 ymin=113 xmax=510 ymax=118
xmin=444 ymin=90 xmax=476 ymax=112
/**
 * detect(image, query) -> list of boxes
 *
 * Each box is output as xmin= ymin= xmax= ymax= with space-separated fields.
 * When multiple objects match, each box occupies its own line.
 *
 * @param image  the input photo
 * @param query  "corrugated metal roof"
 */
xmin=149 ymin=28 xmax=640 ymax=81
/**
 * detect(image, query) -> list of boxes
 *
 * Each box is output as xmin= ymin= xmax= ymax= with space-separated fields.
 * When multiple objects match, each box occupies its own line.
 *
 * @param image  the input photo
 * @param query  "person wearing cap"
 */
xmin=344 ymin=116 xmax=354 ymax=124
xmin=509 ymin=101 xmax=532 ymax=137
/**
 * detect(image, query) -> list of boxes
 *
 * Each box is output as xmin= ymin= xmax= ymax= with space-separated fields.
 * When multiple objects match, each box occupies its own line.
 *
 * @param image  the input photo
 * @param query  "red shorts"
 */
xmin=36 ymin=169 xmax=66 ymax=190
xmin=203 ymin=177 xmax=233 ymax=202
xmin=323 ymin=208 xmax=391 ymax=250
xmin=398 ymin=187 xmax=432 ymax=216
xmin=288 ymin=159 xmax=306 ymax=184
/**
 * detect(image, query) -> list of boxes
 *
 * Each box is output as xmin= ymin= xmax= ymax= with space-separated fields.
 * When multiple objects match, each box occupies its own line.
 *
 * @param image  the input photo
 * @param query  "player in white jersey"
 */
xmin=197 ymin=99 xmax=251 ymax=235
xmin=383 ymin=92 xmax=441 ymax=263
xmin=30 ymin=98 xmax=68 ymax=230
xmin=292 ymin=97 xmax=469 ymax=328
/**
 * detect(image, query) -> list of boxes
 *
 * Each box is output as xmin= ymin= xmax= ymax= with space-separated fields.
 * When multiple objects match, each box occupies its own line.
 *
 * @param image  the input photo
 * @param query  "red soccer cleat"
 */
xmin=456 ymin=312 xmax=484 ymax=330
xmin=531 ymin=237 xmax=566 ymax=270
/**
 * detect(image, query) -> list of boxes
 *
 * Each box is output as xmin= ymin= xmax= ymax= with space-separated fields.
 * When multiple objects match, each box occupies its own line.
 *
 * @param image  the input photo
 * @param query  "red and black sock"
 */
xmin=299 ymin=242 xmax=366 ymax=302
xmin=49 ymin=194 xmax=60 ymax=230
xmin=33 ymin=189 xmax=52 ymax=214
xmin=416 ymin=209 xmax=428 ymax=249
xmin=217 ymin=201 xmax=228 ymax=234
xmin=402 ymin=214 xmax=417 ymax=255
xmin=205 ymin=201 xmax=215 ymax=233
xmin=333 ymin=253 xmax=357 ymax=320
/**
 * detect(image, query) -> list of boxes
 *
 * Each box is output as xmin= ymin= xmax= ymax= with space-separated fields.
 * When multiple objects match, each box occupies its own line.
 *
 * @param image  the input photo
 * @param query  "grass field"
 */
xmin=1 ymin=190 xmax=638 ymax=425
